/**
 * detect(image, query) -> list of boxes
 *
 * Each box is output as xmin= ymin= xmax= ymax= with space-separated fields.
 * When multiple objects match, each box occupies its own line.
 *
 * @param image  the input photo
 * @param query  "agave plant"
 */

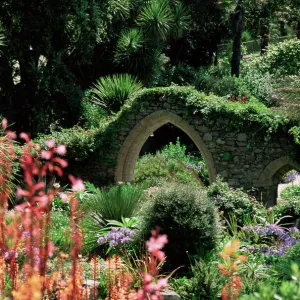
xmin=137 ymin=0 xmax=173 ymax=42
xmin=91 ymin=74 xmax=143 ymax=113
xmin=81 ymin=184 xmax=143 ymax=251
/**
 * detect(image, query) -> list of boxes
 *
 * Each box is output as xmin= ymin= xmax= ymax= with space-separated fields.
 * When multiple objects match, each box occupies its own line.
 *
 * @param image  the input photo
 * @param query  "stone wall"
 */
xmin=85 ymin=91 xmax=299 ymax=206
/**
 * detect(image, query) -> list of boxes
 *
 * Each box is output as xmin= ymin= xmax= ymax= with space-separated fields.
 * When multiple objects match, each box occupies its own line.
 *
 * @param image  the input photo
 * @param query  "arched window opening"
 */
xmin=278 ymin=169 xmax=300 ymax=201
xmin=134 ymin=123 xmax=209 ymax=186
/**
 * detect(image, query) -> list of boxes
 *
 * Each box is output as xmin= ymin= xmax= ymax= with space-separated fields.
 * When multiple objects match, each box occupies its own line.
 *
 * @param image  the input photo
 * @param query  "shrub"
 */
xmin=91 ymin=74 xmax=143 ymax=113
xmin=81 ymin=184 xmax=143 ymax=252
xmin=281 ymin=185 xmax=300 ymax=199
xmin=139 ymin=183 xmax=221 ymax=272
xmin=134 ymin=153 xmax=204 ymax=187
xmin=207 ymin=177 xmax=261 ymax=225
xmin=80 ymin=91 xmax=107 ymax=129
xmin=249 ymin=39 xmax=300 ymax=77
xmin=242 ymin=68 xmax=273 ymax=106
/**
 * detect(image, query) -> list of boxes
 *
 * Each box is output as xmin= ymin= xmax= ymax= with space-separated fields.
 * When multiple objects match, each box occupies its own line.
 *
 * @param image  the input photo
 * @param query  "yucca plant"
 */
xmin=115 ymin=28 xmax=145 ymax=71
xmin=81 ymin=184 xmax=143 ymax=252
xmin=91 ymin=74 xmax=143 ymax=113
xmin=171 ymin=2 xmax=191 ymax=40
xmin=137 ymin=0 xmax=173 ymax=42
xmin=0 ymin=33 xmax=4 ymax=47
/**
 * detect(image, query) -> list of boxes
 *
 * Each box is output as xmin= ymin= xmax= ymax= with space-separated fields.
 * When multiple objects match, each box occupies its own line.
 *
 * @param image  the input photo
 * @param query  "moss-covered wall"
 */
xmin=36 ymin=86 xmax=300 ymax=204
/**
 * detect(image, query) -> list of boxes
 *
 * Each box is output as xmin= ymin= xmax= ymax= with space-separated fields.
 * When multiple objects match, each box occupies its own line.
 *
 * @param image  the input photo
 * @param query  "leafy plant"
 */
xmin=114 ymin=28 xmax=145 ymax=71
xmin=137 ymin=0 xmax=173 ymax=42
xmin=240 ymin=263 xmax=300 ymax=299
xmin=81 ymin=184 xmax=143 ymax=252
xmin=191 ymin=258 xmax=223 ymax=299
xmin=207 ymin=177 xmax=263 ymax=226
xmin=91 ymin=74 xmax=143 ymax=113
xmin=140 ymin=183 xmax=221 ymax=272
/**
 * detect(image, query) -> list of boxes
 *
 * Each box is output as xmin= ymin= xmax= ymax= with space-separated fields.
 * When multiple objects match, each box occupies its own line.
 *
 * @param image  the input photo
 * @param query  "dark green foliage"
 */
xmin=91 ymin=74 xmax=143 ymax=113
xmin=0 ymin=0 xmax=100 ymax=134
xmin=140 ymin=183 xmax=221 ymax=272
xmin=137 ymin=0 xmax=173 ymax=42
xmin=191 ymin=258 xmax=223 ymax=299
xmin=207 ymin=177 xmax=260 ymax=225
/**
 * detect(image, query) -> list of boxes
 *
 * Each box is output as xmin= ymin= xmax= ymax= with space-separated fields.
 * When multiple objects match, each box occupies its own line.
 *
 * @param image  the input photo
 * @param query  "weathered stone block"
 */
xmin=203 ymin=133 xmax=212 ymax=141
xmin=237 ymin=133 xmax=247 ymax=142
xmin=216 ymin=138 xmax=225 ymax=145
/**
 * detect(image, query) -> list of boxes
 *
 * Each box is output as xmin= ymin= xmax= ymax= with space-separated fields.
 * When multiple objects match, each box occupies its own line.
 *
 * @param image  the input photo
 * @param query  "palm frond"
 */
xmin=91 ymin=74 xmax=143 ymax=113
xmin=171 ymin=2 xmax=191 ymax=40
xmin=115 ymin=28 xmax=145 ymax=70
xmin=137 ymin=0 xmax=173 ymax=42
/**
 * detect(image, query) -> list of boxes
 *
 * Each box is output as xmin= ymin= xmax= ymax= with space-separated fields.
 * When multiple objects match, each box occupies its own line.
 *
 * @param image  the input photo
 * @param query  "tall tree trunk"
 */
xmin=279 ymin=20 xmax=287 ymax=37
xmin=260 ymin=5 xmax=270 ymax=54
xmin=297 ymin=21 xmax=300 ymax=39
xmin=231 ymin=3 xmax=245 ymax=78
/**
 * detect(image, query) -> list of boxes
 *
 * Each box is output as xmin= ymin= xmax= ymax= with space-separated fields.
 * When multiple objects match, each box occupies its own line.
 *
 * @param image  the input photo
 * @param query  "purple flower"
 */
xmin=216 ymin=194 xmax=222 ymax=199
xmin=97 ymin=227 xmax=136 ymax=248
xmin=196 ymin=165 xmax=202 ymax=170
xmin=186 ymin=164 xmax=193 ymax=169
xmin=284 ymin=171 xmax=299 ymax=183
xmin=4 ymin=250 xmax=18 ymax=261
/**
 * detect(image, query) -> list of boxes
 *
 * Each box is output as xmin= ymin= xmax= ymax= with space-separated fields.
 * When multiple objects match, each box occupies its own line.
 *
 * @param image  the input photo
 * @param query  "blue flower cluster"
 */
xmin=97 ymin=227 xmax=136 ymax=248
xmin=242 ymin=224 xmax=300 ymax=257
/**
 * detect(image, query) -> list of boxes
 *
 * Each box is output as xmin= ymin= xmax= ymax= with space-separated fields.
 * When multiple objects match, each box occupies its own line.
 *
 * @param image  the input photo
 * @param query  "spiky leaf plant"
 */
xmin=137 ymin=0 xmax=173 ymax=42
xmin=91 ymin=74 xmax=143 ymax=113
xmin=171 ymin=2 xmax=191 ymax=40
xmin=81 ymin=184 xmax=143 ymax=252
xmin=115 ymin=28 xmax=145 ymax=70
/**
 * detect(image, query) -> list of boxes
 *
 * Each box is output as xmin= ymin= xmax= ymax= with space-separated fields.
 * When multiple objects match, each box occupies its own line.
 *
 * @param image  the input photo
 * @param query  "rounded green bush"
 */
xmin=139 ymin=183 xmax=221 ymax=272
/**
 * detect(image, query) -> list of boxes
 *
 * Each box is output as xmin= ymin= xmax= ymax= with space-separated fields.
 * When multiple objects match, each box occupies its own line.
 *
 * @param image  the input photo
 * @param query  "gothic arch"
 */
xmin=254 ymin=156 xmax=300 ymax=187
xmin=253 ymin=156 xmax=300 ymax=205
xmin=115 ymin=110 xmax=216 ymax=183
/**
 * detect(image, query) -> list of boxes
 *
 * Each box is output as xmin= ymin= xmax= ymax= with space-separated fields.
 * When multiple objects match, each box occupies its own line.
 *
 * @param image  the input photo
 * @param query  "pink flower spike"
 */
xmin=6 ymin=131 xmax=17 ymax=139
xmin=20 ymin=132 xmax=30 ymax=143
xmin=156 ymin=278 xmax=168 ymax=289
xmin=41 ymin=150 xmax=52 ymax=160
xmin=45 ymin=139 xmax=55 ymax=149
xmin=1 ymin=118 xmax=8 ymax=129
xmin=56 ymin=145 xmax=66 ymax=156
xmin=69 ymin=175 xmax=85 ymax=191
xmin=59 ymin=193 xmax=69 ymax=203
xmin=146 ymin=234 xmax=168 ymax=252
xmin=16 ymin=187 xmax=30 ymax=199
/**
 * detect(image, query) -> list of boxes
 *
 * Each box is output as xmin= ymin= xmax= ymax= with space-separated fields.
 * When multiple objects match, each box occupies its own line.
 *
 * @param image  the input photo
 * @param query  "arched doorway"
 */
xmin=115 ymin=110 xmax=216 ymax=183
xmin=254 ymin=156 xmax=300 ymax=206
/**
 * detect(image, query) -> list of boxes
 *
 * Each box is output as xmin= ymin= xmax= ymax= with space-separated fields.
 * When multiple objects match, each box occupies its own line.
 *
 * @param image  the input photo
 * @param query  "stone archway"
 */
xmin=253 ymin=156 xmax=300 ymax=206
xmin=115 ymin=110 xmax=217 ymax=183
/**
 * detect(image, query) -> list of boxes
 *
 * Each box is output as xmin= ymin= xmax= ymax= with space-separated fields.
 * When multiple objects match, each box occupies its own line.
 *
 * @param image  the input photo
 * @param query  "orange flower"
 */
xmin=223 ymin=240 xmax=240 ymax=256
